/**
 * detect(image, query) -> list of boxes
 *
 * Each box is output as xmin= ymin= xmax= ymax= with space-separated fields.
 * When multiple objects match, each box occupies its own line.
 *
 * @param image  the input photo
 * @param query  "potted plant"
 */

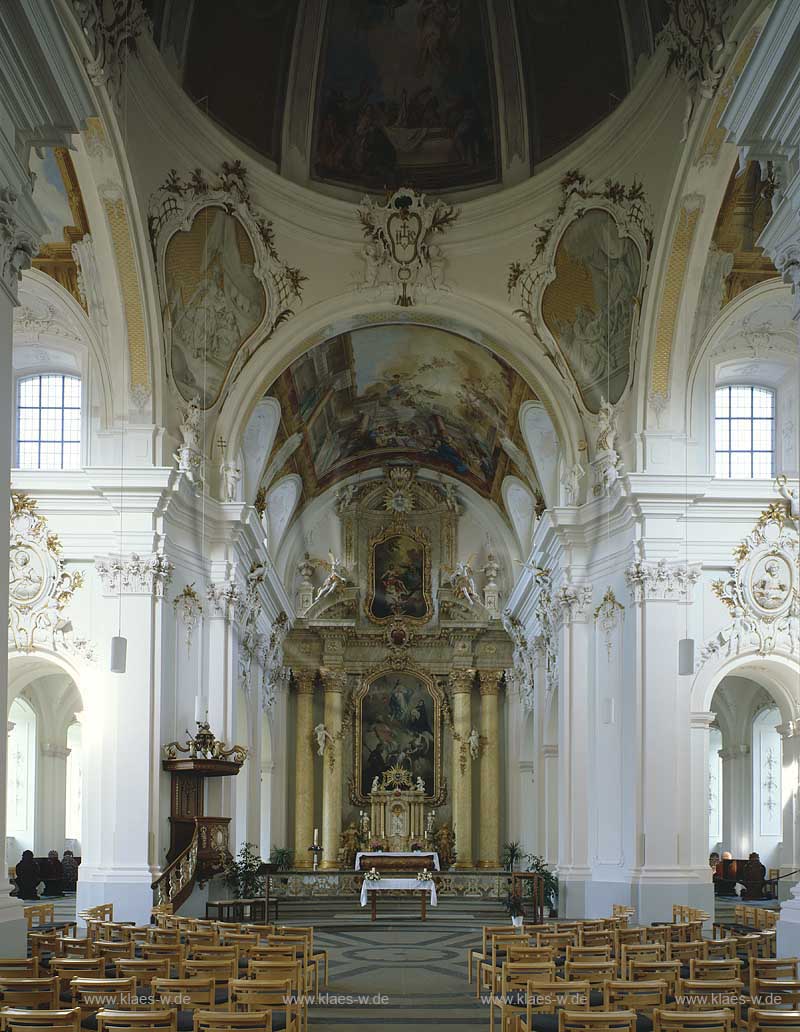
xmin=268 ymin=846 xmax=294 ymax=873
xmin=219 ymin=843 xmax=265 ymax=899
xmin=525 ymin=853 xmax=559 ymax=916
xmin=506 ymin=890 xmax=525 ymax=928
xmin=503 ymin=841 xmax=524 ymax=872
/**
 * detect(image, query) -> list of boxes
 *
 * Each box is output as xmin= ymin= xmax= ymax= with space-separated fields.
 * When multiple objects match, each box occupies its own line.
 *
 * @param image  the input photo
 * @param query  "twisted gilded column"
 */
xmin=293 ymin=669 xmax=317 ymax=868
xmin=478 ymin=670 xmax=503 ymax=868
xmin=450 ymin=669 xmax=474 ymax=869
xmin=321 ymin=669 xmax=346 ymax=869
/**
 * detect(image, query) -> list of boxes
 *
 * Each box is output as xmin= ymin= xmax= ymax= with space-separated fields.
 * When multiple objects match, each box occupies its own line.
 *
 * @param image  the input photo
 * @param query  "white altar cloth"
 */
xmin=355 ymin=851 xmax=440 ymax=871
xmin=360 ymin=877 xmax=438 ymax=907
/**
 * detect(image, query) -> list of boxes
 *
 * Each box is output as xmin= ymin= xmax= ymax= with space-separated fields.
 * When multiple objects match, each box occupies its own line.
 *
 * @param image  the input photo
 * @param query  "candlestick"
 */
xmin=313 ymin=827 xmax=319 ymax=846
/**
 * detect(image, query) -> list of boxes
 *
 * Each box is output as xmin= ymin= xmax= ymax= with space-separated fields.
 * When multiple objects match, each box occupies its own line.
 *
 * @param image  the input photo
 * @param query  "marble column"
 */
xmin=777 ymin=722 xmax=800 ymax=876
xmin=720 ymin=744 xmax=751 ymax=857
xmin=450 ymin=669 xmax=474 ymax=869
xmin=293 ymin=670 xmax=317 ymax=868
xmin=320 ymin=670 xmax=345 ymax=869
xmin=478 ymin=670 xmax=502 ymax=868
xmin=37 ymin=742 xmax=70 ymax=853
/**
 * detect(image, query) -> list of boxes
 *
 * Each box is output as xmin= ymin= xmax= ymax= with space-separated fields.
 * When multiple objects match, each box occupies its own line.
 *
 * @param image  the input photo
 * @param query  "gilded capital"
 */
xmin=449 ymin=668 xmax=475 ymax=695
xmin=294 ymin=668 xmax=318 ymax=694
xmin=478 ymin=670 xmax=504 ymax=696
xmin=320 ymin=668 xmax=348 ymax=694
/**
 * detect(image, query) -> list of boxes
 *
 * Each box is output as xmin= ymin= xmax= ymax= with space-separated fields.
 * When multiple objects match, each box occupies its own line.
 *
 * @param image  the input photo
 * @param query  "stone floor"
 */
xmin=309 ymin=924 xmax=487 ymax=1030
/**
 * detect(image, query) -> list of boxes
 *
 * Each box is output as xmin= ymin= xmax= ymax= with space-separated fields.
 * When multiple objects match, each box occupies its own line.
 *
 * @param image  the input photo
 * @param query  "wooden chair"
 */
xmin=266 ymin=935 xmax=316 ymax=995
xmin=151 ymin=977 xmax=216 ymax=1013
xmin=0 ymin=960 xmax=37 ymax=979
xmin=478 ymin=933 xmax=533 ymax=996
xmin=228 ymin=978 xmax=301 ymax=1032
xmin=278 ymin=926 xmax=329 ymax=988
xmin=647 ymin=927 xmax=672 ymax=948
xmin=28 ymin=931 xmax=64 ymax=962
xmin=748 ymin=1011 xmax=800 ymax=1032
xmin=615 ymin=929 xmax=647 ymax=953
xmin=620 ymin=943 xmax=664 ymax=976
xmin=491 ymin=961 xmax=558 ymax=1029
xmin=558 ymin=1010 xmax=637 ymax=1032
xmin=148 ymin=929 xmax=181 ymax=946
xmin=185 ymin=932 xmax=219 ymax=950
xmin=181 ymin=958 xmax=236 ymax=988
xmin=467 ymin=926 xmax=520 ymax=985
xmin=70 ymin=976 xmax=138 ymax=1022
xmin=676 ymin=978 xmax=745 ymax=1026
xmin=507 ymin=945 xmax=556 ymax=965
xmin=653 ymin=1011 xmax=733 ymax=1032
xmin=0 ymin=976 xmax=59 ymax=1009
xmin=521 ymin=981 xmax=591 ymax=1030
xmin=538 ymin=932 xmax=577 ymax=959
xmin=668 ymin=941 xmax=706 ymax=965
xmin=751 ymin=980 xmax=800 ymax=1009
xmin=0 ymin=1007 xmax=81 ymax=1030
xmin=140 ymin=944 xmax=185 ymax=975
xmin=603 ymin=979 xmax=668 ymax=1015
xmin=628 ymin=960 xmax=682 ymax=993
xmin=579 ymin=931 xmax=615 ymax=950
xmin=705 ymin=940 xmax=739 ymax=961
xmin=92 ymin=940 xmax=136 ymax=964
xmin=689 ymin=959 xmax=743 ymax=982
xmin=48 ymin=957 xmax=104 ymax=994
xmin=192 ymin=1013 xmax=271 ymax=1031
xmin=567 ymin=946 xmax=612 ymax=963
xmin=751 ymin=960 xmax=800 ymax=984
xmin=95 ymin=1011 xmax=177 ymax=1030
xmin=563 ymin=960 xmax=616 ymax=990
xmin=113 ymin=957 xmax=171 ymax=989
xmin=58 ymin=937 xmax=91 ymax=959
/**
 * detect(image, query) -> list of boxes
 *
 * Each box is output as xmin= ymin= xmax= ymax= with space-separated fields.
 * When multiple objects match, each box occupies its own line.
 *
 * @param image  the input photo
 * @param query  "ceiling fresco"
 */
xmin=311 ymin=0 xmax=500 ymax=192
xmin=148 ymin=0 xmax=656 ymax=194
xmin=266 ymin=324 xmax=534 ymax=500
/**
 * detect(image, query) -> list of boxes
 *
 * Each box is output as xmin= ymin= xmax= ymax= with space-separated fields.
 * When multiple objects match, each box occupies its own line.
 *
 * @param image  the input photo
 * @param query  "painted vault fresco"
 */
xmin=541 ymin=209 xmax=641 ymax=412
xmin=165 ymin=207 xmax=267 ymax=406
xmin=312 ymin=0 xmax=499 ymax=192
xmin=267 ymin=324 xmax=532 ymax=498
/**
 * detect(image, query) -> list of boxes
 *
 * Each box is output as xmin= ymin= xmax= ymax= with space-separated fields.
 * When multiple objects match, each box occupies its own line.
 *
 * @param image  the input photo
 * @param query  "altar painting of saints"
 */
xmin=542 ymin=209 xmax=641 ymax=413
xmin=360 ymin=672 xmax=437 ymax=795
xmin=165 ymin=207 xmax=266 ymax=407
xmin=368 ymin=531 xmax=431 ymax=622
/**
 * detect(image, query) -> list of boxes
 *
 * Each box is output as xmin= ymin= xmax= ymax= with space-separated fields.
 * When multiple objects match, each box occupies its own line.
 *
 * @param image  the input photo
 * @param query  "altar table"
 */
xmin=360 ymin=877 xmax=438 ymax=920
xmin=355 ymin=850 xmax=440 ymax=871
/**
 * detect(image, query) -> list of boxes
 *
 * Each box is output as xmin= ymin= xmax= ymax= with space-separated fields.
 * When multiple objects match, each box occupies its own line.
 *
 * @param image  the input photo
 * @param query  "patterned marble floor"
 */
xmin=309 ymin=926 xmax=486 ymax=1029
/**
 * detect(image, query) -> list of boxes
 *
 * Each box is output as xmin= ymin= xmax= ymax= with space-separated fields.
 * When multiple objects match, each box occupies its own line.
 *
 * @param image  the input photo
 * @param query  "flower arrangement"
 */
xmin=416 ymin=868 xmax=431 ymax=882
xmin=368 ymin=839 xmax=385 ymax=852
xmin=364 ymin=867 xmax=381 ymax=882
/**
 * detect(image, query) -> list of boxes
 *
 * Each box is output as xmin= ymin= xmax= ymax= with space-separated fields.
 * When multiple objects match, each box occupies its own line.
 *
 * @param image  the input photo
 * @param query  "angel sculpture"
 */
xmin=314 ymin=722 xmax=332 ymax=756
xmin=447 ymin=556 xmax=481 ymax=607
xmin=311 ymin=551 xmax=348 ymax=605
xmin=514 ymin=559 xmax=551 ymax=585
xmin=468 ymin=727 xmax=480 ymax=761
xmin=776 ymin=474 xmax=800 ymax=520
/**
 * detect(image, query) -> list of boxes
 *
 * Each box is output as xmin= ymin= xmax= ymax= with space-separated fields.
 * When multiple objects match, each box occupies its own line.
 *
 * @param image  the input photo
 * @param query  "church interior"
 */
xmin=0 ymin=0 xmax=799 ymax=1028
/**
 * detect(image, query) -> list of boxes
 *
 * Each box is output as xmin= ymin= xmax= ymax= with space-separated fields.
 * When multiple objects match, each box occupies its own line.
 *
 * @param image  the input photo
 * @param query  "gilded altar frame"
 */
xmin=365 ymin=523 xmax=433 ymax=625
xmin=351 ymin=663 xmax=445 ymax=807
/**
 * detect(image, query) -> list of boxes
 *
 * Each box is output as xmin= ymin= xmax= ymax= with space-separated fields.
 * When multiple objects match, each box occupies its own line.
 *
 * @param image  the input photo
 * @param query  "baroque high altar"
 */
xmin=283 ymin=467 xmax=513 ymax=871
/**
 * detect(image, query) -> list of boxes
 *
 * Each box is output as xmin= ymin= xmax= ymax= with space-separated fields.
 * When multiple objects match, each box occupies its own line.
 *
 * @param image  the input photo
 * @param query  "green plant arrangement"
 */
xmin=525 ymin=853 xmax=559 ymax=911
xmin=502 ymin=841 xmax=525 ymax=872
xmin=269 ymin=846 xmax=294 ymax=872
xmin=220 ymin=842 xmax=265 ymax=898
xmin=506 ymin=890 xmax=525 ymax=918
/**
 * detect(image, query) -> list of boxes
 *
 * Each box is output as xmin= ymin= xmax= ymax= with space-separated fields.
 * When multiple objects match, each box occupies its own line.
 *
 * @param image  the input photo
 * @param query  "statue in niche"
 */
xmin=433 ymin=822 xmax=456 ymax=868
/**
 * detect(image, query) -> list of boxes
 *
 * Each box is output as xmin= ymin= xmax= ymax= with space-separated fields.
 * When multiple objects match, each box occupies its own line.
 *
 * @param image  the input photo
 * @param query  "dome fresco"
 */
xmin=147 ymin=0 xmax=668 ymax=194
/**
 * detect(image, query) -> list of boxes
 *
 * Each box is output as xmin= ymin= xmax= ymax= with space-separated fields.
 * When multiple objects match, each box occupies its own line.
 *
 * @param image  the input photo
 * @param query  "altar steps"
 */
xmin=273 ymin=894 xmax=513 ymax=928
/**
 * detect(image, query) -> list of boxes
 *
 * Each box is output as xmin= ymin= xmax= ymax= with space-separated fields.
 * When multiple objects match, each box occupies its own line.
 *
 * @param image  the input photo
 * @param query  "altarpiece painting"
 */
xmin=367 ymin=527 xmax=432 ymax=622
xmin=357 ymin=671 xmax=440 ymax=797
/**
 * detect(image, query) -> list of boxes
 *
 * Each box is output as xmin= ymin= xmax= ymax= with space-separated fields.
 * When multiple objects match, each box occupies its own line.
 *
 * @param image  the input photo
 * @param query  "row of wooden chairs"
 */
xmin=0 ymin=1005 xmax=295 ymax=1030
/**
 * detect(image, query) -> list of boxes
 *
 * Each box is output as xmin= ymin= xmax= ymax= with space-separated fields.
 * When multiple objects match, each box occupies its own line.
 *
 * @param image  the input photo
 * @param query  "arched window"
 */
xmin=65 ymin=722 xmax=82 ymax=844
xmin=16 ymin=373 xmax=81 ymax=470
xmin=708 ymin=726 xmax=722 ymax=849
xmin=714 ymin=385 xmax=775 ymax=479
xmin=753 ymin=706 xmax=782 ymax=843
xmin=7 ymin=699 xmax=37 ymax=849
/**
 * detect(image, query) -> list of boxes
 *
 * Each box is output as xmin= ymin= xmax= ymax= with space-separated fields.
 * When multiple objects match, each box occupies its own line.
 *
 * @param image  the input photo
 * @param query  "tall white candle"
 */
xmin=313 ymin=827 xmax=319 ymax=845
xmin=194 ymin=696 xmax=203 ymax=723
